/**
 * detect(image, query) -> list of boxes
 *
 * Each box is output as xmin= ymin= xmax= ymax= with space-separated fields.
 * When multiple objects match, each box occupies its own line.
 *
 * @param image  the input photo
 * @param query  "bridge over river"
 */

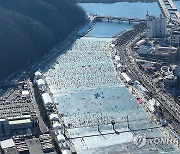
xmin=158 ymin=0 xmax=180 ymax=24
xmin=92 ymin=15 xmax=146 ymax=24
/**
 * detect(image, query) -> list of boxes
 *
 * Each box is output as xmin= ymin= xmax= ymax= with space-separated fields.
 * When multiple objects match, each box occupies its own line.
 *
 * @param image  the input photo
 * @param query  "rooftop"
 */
xmin=1 ymin=138 xmax=15 ymax=149
xmin=22 ymin=90 xmax=29 ymax=96
xmin=9 ymin=118 xmax=31 ymax=125
xmin=42 ymin=93 xmax=52 ymax=105
xmin=2 ymin=147 xmax=19 ymax=154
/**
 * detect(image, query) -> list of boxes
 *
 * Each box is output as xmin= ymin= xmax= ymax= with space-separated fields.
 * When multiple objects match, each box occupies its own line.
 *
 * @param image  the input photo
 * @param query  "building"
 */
xmin=170 ymin=29 xmax=180 ymax=47
xmin=163 ymin=74 xmax=177 ymax=87
xmin=141 ymin=62 xmax=155 ymax=71
xmin=174 ymin=66 xmax=180 ymax=88
xmin=9 ymin=118 xmax=32 ymax=130
xmin=0 ymin=115 xmax=33 ymax=137
xmin=136 ymin=39 xmax=146 ymax=46
xmin=0 ymin=119 xmax=10 ymax=137
xmin=137 ymin=45 xmax=154 ymax=56
xmin=146 ymin=13 xmax=166 ymax=38
xmin=174 ymin=66 xmax=180 ymax=77
xmin=149 ymin=46 xmax=177 ymax=60
xmin=161 ymin=66 xmax=172 ymax=76
xmin=0 ymin=138 xmax=19 ymax=154
xmin=21 ymin=90 xmax=30 ymax=99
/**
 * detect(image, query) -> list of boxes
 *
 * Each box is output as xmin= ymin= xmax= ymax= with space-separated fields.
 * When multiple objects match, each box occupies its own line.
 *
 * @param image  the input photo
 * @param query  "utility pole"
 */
xmin=111 ymin=120 xmax=116 ymax=131
xmin=97 ymin=121 xmax=100 ymax=133
xmin=127 ymin=115 xmax=129 ymax=129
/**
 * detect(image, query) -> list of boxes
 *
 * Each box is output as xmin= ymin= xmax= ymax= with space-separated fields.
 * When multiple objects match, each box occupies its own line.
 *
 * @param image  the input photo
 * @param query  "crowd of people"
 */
xmin=44 ymin=37 xmax=121 ymax=91
xmin=43 ymin=36 xmax=142 ymax=130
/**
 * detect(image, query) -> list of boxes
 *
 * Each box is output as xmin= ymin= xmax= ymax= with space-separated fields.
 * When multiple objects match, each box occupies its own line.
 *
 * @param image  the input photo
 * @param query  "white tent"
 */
xmin=35 ymin=71 xmax=42 ymax=79
xmin=42 ymin=93 xmax=52 ymax=106
xmin=36 ymin=79 xmax=46 ymax=91
xmin=148 ymin=98 xmax=156 ymax=112
xmin=57 ymin=134 xmax=65 ymax=143
xmin=53 ymin=122 xmax=62 ymax=130
xmin=117 ymin=63 xmax=122 ymax=68
xmin=49 ymin=113 xmax=59 ymax=121
xmin=121 ymin=72 xmax=132 ymax=84
xmin=115 ymin=55 xmax=120 ymax=62
xmin=22 ymin=90 xmax=30 ymax=98
xmin=37 ymin=79 xmax=45 ymax=87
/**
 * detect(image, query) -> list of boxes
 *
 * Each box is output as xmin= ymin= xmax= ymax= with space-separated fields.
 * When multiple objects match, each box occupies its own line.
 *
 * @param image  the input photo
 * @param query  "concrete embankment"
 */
xmin=113 ymin=22 xmax=147 ymax=46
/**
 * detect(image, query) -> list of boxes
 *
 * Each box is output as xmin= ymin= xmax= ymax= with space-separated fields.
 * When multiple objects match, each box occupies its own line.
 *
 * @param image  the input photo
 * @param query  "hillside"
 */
xmin=0 ymin=0 xmax=86 ymax=81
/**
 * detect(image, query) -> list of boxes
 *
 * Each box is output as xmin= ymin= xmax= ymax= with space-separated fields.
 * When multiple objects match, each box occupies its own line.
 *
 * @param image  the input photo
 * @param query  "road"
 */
xmin=28 ymin=80 xmax=48 ymax=134
xmin=115 ymin=31 xmax=180 ymax=129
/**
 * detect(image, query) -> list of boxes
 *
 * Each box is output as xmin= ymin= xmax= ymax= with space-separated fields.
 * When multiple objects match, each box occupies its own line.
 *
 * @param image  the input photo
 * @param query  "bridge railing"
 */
xmin=93 ymin=15 xmax=146 ymax=23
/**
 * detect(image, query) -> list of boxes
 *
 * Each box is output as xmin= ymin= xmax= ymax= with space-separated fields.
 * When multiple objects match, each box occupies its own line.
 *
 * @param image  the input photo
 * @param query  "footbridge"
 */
xmin=93 ymin=15 xmax=146 ymax=24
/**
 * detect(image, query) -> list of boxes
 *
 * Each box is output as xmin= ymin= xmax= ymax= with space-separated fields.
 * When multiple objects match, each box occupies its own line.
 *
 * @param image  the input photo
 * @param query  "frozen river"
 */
xmin=86 ymin=22 xmax=135 ymax=38
xmin=43 ymin=2 xmax=179 ymax=153
xmin=44 ymin=37 xmax=120 ymax=93
xmin=44 ymin=36 xmax=179 ymax=153
xmin=79 ymin=2 xmax=162 ymax=19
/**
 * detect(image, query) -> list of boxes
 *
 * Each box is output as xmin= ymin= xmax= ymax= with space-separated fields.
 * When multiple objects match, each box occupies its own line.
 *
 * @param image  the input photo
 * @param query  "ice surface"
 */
xmin=44 ymin=37 xmax=179 ymax=153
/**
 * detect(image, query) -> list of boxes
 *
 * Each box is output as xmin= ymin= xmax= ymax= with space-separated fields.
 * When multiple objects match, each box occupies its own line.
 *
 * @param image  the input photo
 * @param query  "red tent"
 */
xmin=137 ymin=99 xmax=143 ymax=104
